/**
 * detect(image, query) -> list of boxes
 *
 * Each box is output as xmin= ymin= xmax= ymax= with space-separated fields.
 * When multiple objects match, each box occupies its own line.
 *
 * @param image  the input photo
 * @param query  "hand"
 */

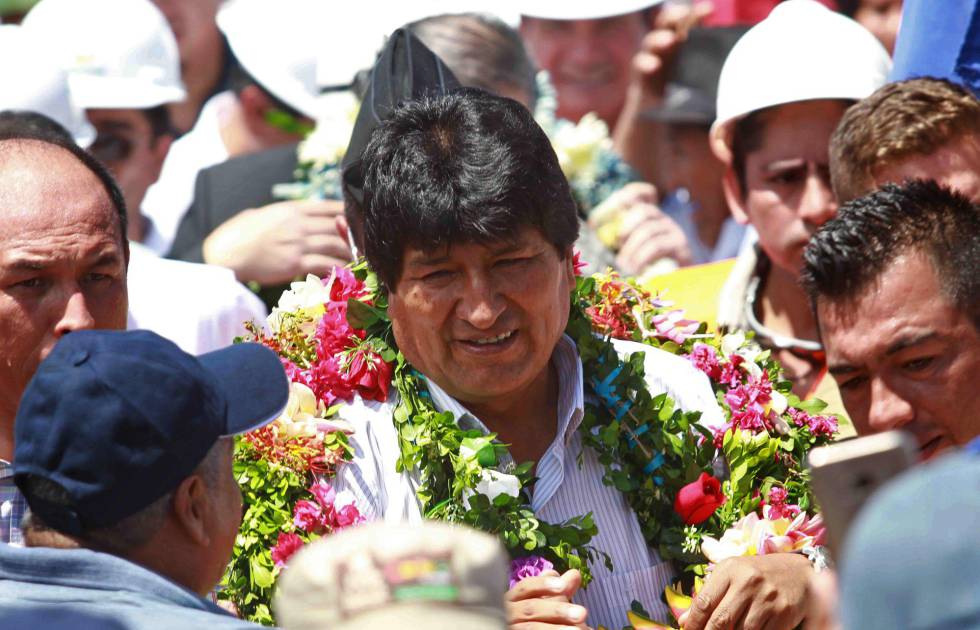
xmin=590 ymin=183 xmax=692 ymax=274
xmin=506 ymin=569 xmax=590 ymax=630
xmin=679 ymin=553 xmax=812 ymax=630
xmin=202 ymin=199 xmax=352 ymax=285
xmin=805 ymin=569 xmax=841 ymax=630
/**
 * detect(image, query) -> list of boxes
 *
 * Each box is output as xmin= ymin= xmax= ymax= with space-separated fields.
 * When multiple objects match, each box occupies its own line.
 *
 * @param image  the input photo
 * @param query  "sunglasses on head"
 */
xmin=264 ymin=108 xmax=315 ymax=136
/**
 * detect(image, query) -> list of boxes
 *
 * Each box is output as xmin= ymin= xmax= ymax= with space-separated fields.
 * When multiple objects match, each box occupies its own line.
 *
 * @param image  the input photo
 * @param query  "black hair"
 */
xmin=801 ymin=179 xmax=980 ymax=330
xmin=141 ymin=104 xmax=176 ymax=139
xmin=0 ymin=110 xmax=128 ymax=242
xmin=359 ymin=88 xmax=579 ymax=289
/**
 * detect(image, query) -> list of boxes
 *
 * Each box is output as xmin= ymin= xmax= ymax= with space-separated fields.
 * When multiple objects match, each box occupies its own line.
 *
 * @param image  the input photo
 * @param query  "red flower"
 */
xmin=327 ymin=266 xmax=368 ymax=304
xmin=572 ymin=250 xmax=587 ymax=276
xmin=674 ymin=473 xmax=726 ymax=525
xmin=271 ymin=532 xmax=305 ymax=568
xmin=345 ymin=348 xmax=392 ymax=402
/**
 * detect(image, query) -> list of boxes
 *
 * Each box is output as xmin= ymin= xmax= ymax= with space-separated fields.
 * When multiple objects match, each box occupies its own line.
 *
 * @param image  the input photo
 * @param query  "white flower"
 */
xmin=299 ymin=91 xmax=360 ymax=168
xmin=720 ymin=331 xmax=746 ymax=357
xmin=276 ymin=382 xmax=323 ymax=438
xmin=769 ymin=390 xmax=789 ymax=416
xmin=550 ymin=113 xmax=611 ymax=184
xmin=267 ymin=274 xmax=331 ymax=333
xmin=464 ymin=470 xmax=521 ymax=508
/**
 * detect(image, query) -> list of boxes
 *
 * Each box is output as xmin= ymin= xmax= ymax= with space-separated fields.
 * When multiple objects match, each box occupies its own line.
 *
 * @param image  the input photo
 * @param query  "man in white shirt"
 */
xmin=21 ymin=0 xmax=266 ymax=353
xmin=334 ymin=32 xmax=815 ymax=630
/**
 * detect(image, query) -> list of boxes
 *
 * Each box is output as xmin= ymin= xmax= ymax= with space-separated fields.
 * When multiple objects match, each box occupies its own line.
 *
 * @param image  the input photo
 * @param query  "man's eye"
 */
xmin=837 ymin=375 xmax=868 ymax=392
xmin=902 ymin=357 xmax=935 ymax=372
xmin=768 ymin=170 xmax=805 ymax=186
xmin=13 ymin=278 xmax=45 ymax=289
xmin=421 ymin=270 xmax=452 ymax=282
xmin=495 ymin=257 xmax=529 ymax=268
xmin=84 ymin=272 xmax=112 ymax=283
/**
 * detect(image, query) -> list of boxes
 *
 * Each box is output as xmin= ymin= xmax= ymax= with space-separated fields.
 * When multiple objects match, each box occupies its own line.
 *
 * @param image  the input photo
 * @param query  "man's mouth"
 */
xmin=471 ymin=330 xmax=515 ymax=345
xmin=918 ymin=434 xmax=946 ymax=460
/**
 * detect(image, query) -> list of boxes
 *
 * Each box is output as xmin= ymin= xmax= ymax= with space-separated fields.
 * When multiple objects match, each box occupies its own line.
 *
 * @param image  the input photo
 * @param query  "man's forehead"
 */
xmin=402 ymin=230 xmax=536 ymax=265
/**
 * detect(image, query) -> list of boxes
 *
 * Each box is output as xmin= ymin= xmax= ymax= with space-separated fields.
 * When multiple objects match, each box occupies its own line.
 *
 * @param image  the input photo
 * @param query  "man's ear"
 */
xmin=238 ymin=84 xmax=273 ymax=131
xmin=171 ymin=474 xmax=210 ymax=547
xmin=721 ymin=167 xmax=751 ymax=225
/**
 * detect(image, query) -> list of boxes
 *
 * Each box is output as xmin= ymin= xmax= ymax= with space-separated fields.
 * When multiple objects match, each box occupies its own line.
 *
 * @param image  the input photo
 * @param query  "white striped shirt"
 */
xmin=334 ymin=335 xmax=725 ymax=628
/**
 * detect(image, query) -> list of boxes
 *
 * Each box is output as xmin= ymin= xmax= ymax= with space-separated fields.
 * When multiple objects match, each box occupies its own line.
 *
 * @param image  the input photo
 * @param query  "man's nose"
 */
xmin=455 ymin=275 xmax=504 ymax=330
xmin=799 ymin=172 xmax=838 ymax=229
xmin=53 ymin=287 xmax=97 ymax=337
xmin=867 ymin=377 xmax=915 ymax=433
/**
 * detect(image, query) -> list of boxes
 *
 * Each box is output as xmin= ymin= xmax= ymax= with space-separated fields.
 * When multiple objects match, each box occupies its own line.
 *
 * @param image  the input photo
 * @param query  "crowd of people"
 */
xmin=0 ymin=0 xmax=977 ymax=628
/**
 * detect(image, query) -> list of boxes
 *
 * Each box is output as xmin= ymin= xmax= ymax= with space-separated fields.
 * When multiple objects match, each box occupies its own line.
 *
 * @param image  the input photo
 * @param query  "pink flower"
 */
xmin=509 ymin=556 xmax=555 ymax=588
xmin=315 ymin=306 xmax=363 ymax=358
xmin=652 ymin=310 xmax=700 ymax=344
xmin=327 ymin=266 xmax=367 ymax=304
xmin=335 ymin=503 xmax=365 ymax=528
xmin=343 ymin=348 xmax=393 ymax=402
xmin=271 ymin=532 xmax=305 ymax=568
xmin=725 ymin=373 xmax=776 ymax=433
xmin=572 ymin=250 xmax=587 ymax=276
xmin=293 ymin=500 xmax=323 ymax=533
xmin=718 ymin=354 xmax=744 ymax=388
xmin=789 ymin=408 xmax=838 ymax=437
xmin=309 ymin=479 xmax=337 ymax=509
xmin=688 ymin=343 xmax=721 ymax=380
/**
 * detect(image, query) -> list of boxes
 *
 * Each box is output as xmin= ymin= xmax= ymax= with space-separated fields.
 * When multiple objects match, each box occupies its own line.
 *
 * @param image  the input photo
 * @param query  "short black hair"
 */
xmin=0 ymin=110 xmax=128 ymax=242
xmin=360 ymin=88 xmax=578 ymax=289
xmin=141 ymin=104 xmax=176 ymax=139
xmin=228 ymin=63 xmax=308 ymax=121
xmin=802 ymin=179 xmax=980 ymax=329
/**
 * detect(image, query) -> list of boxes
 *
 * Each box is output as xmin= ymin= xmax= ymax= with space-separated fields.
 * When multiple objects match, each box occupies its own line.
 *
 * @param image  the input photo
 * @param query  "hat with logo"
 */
xmin=341 ymin=28 xmax=461 ymax=204
xmin=519 ymin=0 xmax=663 ymax=20
xmin=0 ymin=25 xmax=95 ymax=146
xmin=22 ymin=0 xmax=186 ymax=110
xmin=14 ymin=330 xmax=288 ymax=536
xmin=217 ymin=0 xmax=322 ymax=120
xmin=274 ymin=521 xmax=509 ymax=630
xmin=710 ymin=0 xmax=891 ymax=162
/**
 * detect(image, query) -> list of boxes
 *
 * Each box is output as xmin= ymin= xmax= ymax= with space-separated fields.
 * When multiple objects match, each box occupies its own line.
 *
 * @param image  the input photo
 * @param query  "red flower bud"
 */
xmin=673 ymin=472 xmax=726 ymax=525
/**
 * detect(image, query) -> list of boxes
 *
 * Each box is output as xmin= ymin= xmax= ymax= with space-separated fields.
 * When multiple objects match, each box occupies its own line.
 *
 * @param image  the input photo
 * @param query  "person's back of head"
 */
xmin=829 ymin=78 xmax=980 ymax=203
xmin=13 ymin=330 xmax=288 ymax=596
xmin=408 ymin=12 xmax=538 ymax=109
xmin=360 ymin=87 xmax=579 ymax=290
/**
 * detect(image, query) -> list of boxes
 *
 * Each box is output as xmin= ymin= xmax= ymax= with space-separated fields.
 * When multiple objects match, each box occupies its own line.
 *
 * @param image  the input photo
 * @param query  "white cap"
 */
xmin=218 ymin=0 xmax=321 ymax=120
xmin=519 ymin=0 xmax=663 ymax=20
xmin=711 ymin=0 xmax=891 ymax=161
xmin=0 ymin=25 xmax=95 ymax=147
xmin=21 ymin=0 xmax=186 ymax=110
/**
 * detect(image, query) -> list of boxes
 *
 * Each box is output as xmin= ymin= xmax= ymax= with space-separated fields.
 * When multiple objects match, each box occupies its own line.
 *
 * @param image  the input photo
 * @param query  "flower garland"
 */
xmin=233 ymin=259 xmax=838 ymax=628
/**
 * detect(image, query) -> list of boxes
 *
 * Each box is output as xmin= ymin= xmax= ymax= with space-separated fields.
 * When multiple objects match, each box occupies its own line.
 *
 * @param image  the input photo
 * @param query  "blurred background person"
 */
xmin=830 ymin=78 xmax=980 ymax=204
xmin=150 ymin=0 xmax=232 ymax=134
xmin=888 ymin=0 xmax=978 ymax=96
xmin=141 ymin=0 xmax=322 ymax=256
xmin=19 ymin=0 xmax=267 ymax=354
xmin=274 ymin=521 xmax=509 ymax=630
xmin=837 ymin=0 xmax=902 ymax=54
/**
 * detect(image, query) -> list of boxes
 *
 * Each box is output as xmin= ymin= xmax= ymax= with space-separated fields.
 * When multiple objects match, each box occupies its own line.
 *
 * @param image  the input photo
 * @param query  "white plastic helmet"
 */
xmin=217 ymin=0 xmax=322 ymax=120
xmin=0 ymin=25 xmax=95 ymax=147
xmin=710 ymin=0 xmax=891 ymax=162
xmin=22 ymin=0 xmax=186 ymax=110
xmin=519 ymin=0 xmax=663 ymax=20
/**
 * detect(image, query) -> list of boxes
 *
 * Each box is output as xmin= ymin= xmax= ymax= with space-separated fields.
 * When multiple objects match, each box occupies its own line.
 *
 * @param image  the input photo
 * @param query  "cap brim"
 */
xmin=198 ymin=343 xmax=288 ymax=435
xmin=70 ymin=75 xmax=187 ymax=109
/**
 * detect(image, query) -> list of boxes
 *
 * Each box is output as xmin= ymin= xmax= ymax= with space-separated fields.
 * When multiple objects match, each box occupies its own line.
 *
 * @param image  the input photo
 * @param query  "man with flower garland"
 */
xmin=334 ymin=81 xmax=818 ymax=628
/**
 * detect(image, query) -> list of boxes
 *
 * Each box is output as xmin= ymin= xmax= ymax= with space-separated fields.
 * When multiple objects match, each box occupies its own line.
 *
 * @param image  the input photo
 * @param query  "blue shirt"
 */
xmin=0 ymin=544 xmax=262 ymax=629
xmin=0 ymin=460 xmax=27 ymax=546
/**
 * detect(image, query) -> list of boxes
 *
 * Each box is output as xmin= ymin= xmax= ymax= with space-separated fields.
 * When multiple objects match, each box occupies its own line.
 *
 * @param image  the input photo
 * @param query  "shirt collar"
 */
xmin=423 ymin=334 xmax=585 ymax=448
xmin=0 ymin=460 xmax=13 ymax=480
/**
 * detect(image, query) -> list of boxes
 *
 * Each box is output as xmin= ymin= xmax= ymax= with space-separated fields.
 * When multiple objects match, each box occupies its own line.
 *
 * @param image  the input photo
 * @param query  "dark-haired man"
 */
xmin=334 ymin=35 xmax=818 ymax=625
xmin=0 ymin=330 xmax=286 ymax=628
xmin=802 ymin=180 xmax=980 ymax=458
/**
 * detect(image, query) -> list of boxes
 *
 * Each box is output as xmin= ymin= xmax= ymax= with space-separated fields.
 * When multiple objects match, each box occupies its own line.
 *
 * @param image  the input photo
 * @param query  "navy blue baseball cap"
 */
xmin=13 ymin=330 xmax=288 ymax=536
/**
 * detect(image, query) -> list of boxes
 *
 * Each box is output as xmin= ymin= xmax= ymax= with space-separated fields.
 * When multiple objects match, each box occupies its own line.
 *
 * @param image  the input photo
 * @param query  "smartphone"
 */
xmin=807 ymin=431 xmax=918 ymax=559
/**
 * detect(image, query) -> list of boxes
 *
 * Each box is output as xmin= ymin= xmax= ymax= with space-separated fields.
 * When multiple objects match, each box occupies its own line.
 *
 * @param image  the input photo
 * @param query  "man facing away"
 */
xmin=0 ymin=329 xmax=288 ymax=628
xmin=334 ymin=79 xmax=818 ymax=628
xmin=802 ymin=180 xmax=980 ymax=459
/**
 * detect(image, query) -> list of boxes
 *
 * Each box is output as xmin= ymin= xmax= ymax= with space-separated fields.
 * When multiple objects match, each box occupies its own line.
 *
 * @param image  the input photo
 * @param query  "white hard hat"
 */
xmin=711 ymin=0 xmax=891 ymax=161
xmin=519 ymin=0 xmax=663 ymax=20
xmin=21 ymin=0 xmax=186 ymax=110
xmin=218 ymin=0 xmax=321 ymax=120
xmin=0 ymin=25 xmax=95 ymax=147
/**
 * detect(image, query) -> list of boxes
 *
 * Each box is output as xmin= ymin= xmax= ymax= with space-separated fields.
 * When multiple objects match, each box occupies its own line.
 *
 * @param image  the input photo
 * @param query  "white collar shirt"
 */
xmin=126 ymin=242 xmax=267 ymax=355
xmin=334 ymin=334 xmax=724 ymax=628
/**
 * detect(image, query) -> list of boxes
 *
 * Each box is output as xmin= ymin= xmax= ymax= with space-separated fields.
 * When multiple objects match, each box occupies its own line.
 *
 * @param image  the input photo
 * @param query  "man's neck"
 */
xmin=464 ymin=361 xmax=561 ymax=466
xmin=758 ymin=263 xmax=819 ymax=343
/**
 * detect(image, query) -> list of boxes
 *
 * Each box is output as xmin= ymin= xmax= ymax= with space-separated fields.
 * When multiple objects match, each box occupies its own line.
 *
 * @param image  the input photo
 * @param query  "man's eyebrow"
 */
xmin=764 ymin=158 xmax=806 ymax=172
xmin=828 ymin=363 xmax=860 ymax=377
xmin=96 ymin=120 xmax=134 ymax=132
xmin=885 ymin=331 xmax=939 ymax=356
xmin=404 ymin=252 xmax=450 ymax=267
xmin=4 ymin=258 xmax=47 ymax=271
